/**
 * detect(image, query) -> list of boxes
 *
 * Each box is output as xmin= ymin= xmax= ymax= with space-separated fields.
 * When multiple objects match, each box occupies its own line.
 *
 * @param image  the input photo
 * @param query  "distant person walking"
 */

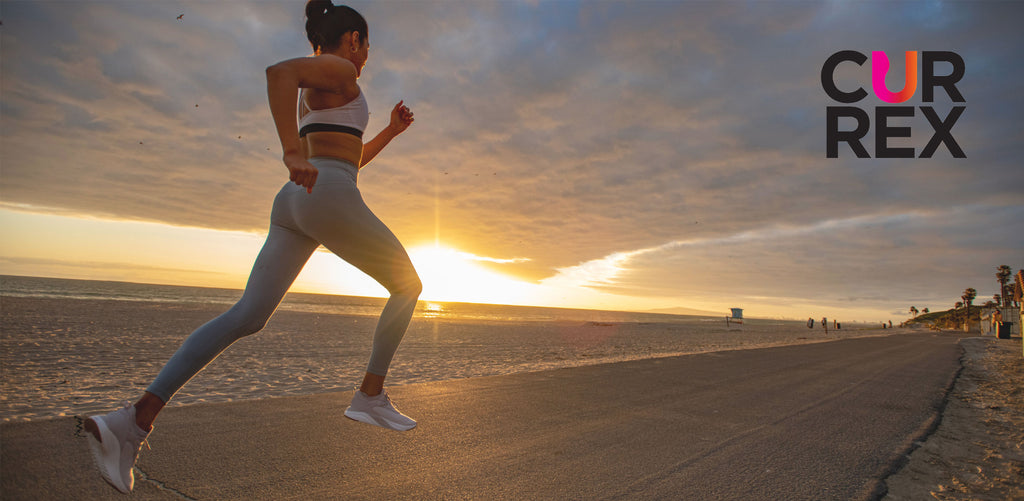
xmin=83 ymin=2 xmax=421 ymax=494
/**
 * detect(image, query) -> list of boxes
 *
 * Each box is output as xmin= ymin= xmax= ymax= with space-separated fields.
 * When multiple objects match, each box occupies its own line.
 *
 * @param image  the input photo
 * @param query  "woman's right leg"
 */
xmin=138 ymin=225 xmax=319 ymax=427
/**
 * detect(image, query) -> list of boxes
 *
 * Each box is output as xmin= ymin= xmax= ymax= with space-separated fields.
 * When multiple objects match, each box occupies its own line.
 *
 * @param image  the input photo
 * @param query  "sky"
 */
xmin=1 ymin=0 xmax=1021 ymax=321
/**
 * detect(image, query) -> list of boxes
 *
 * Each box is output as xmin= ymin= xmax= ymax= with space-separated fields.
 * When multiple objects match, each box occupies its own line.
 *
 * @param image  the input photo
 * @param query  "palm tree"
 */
xmin=996 ymin=265 xmax=1012 ymax=307
xmin=962 ymin=288 xmax=977 ymax=329
xmin=922 ymin=307 xmax=929 ymax=314
xmin=909 ymin=306 xmax=919 ymax=317
xmin=954 ymin=301 xmax=963 ymax=326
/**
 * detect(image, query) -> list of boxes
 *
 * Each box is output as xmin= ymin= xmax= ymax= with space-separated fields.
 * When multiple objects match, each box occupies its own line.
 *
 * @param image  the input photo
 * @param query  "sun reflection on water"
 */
xmin=421 ymin=302 xmax=445 ymax=319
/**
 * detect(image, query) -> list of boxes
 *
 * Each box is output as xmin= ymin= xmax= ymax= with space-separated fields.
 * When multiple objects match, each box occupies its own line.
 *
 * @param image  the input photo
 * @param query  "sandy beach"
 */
xmin=1 ymin=295 xmax=892 ymax=423
xmin=883 ymin=336 xmax=1024 ymax=500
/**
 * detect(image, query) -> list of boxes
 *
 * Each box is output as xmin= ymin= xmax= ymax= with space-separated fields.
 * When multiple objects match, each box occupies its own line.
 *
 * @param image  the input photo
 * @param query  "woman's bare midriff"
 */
xmin=301 ymin=132 xmax=363 ymax=167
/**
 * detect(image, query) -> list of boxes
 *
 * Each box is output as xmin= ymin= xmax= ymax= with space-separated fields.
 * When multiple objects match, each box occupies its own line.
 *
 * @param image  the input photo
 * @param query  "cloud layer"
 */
xmin=2 ymin=1 xmax=1021 ymax=318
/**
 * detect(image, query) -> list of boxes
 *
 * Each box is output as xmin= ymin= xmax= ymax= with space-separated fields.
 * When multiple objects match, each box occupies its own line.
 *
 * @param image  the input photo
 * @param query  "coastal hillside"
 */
xmin=906 ymin=307 xmax=982 ymax=329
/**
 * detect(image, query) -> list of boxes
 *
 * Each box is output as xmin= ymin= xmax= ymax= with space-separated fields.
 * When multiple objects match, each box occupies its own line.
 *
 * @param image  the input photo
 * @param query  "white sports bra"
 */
xmin=298 ymin=89 xmax=369 ymax=139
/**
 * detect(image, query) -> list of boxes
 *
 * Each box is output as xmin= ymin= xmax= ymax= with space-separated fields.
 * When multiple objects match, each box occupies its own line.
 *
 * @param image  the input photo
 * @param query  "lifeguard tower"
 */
xmin=726 ymin=308 xmax=743 ymax=330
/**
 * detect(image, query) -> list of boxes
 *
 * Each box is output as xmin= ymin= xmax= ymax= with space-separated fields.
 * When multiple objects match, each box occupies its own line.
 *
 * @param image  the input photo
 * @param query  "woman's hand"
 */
xmin=387 ymin=100 xmax=415 ymax=135
xmin=283 ymin=151 xmax=318 ymax=193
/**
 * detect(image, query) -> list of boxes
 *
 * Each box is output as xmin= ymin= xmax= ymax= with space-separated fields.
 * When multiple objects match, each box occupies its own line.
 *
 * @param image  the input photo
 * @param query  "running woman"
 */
xmin=84 ymin=2 xmax=422 ymax=493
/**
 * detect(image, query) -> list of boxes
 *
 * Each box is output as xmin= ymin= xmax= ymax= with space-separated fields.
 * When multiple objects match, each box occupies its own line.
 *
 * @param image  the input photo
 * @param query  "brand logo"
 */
xmin=822 ymin=50 xmax=966 ymax=158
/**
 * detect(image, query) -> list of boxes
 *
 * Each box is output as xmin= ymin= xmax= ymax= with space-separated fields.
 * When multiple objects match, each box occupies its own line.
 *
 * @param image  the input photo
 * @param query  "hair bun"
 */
xmin=306 ymin=0 xmax=334 ymax=19
xmin=304 ymin=2 xmax=367 ymax=53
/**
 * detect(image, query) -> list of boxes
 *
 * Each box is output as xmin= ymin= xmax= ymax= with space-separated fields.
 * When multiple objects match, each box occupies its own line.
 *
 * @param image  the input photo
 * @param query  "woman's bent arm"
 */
xmin=266 ymin=64 xmax=317 ymax=192
xmin=265 ymin=64 xmax=303 ymax=157
xmin=361 ymin=101 xmax=415 ymax=168
xmin=265 ymin=55 xmax=360 ymax=192
xmin=361 ymin=128 xmax=399 ymax=168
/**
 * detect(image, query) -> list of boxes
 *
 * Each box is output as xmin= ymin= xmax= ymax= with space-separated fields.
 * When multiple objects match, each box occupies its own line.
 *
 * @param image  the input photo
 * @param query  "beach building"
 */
xmin=1002 ymin=309 xmax=1021 ymax=337
xmin=1015 ymin=270 xmax=1024 ymax=313
xmin=1009 ymin=270 xmax=1024 ymax=338
xmin=1015 ymin=271 xmax=1024 ymax=356
xmin=979 ymin=308 xmax=997 ymax=336
xmin=726 ymin=308 xmax=743 ymax=330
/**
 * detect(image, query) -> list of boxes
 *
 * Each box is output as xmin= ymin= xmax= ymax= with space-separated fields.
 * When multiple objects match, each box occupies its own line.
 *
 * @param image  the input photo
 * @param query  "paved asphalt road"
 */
xmin=2 ymin=332 xmax=963 ymax=500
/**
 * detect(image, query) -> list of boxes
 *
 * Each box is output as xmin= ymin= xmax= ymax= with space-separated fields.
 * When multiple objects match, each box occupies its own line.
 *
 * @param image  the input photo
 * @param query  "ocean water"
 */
xmin=0 ymin=274 xmax=735 ymax=325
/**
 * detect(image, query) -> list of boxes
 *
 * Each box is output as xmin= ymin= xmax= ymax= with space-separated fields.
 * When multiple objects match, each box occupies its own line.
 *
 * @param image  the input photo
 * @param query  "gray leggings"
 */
xmin=146 ymin=158 xmax=422 ymax=403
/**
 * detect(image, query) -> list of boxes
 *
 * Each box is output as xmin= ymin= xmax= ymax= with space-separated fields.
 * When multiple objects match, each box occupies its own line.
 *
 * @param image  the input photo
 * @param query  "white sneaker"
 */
xmin=84 ymin=401 xmax=151 ymax=493
xmin=344 ymin=390 xmax=417 ymax=431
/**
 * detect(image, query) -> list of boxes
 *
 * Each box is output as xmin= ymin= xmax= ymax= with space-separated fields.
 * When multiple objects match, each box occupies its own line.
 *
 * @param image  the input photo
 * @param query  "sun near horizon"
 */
xmin=403 ymin=244 xmax=540 ymax=306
